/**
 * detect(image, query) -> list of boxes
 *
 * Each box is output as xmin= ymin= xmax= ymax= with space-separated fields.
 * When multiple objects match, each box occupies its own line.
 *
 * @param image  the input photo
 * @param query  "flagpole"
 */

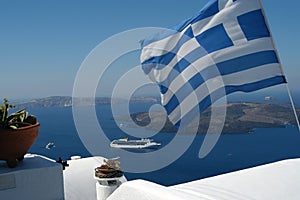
xmin=259 ymin=0 xmax=300 ymax=131
xmin=285 ymin=84 xmax=300 ymax=131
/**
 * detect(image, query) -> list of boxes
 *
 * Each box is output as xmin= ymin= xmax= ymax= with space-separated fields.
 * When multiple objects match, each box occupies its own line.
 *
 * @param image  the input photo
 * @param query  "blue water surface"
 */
xmin=28 ymin=103 xmax=300 ymax=186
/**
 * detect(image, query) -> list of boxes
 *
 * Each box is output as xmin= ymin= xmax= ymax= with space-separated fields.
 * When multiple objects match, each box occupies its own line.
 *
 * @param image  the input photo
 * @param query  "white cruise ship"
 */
xmin=110 ymin=138 xmax=161 ymax=149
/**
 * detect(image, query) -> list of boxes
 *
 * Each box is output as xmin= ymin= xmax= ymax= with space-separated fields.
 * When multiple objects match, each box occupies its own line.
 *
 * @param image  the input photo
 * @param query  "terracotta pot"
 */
xmin=0 ymin=123 xmax=40 ymax=168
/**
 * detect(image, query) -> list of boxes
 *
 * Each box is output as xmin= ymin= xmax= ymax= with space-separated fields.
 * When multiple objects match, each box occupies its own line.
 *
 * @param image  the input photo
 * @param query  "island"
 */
xmin=122 ymin=102 xmax=300 ymax=134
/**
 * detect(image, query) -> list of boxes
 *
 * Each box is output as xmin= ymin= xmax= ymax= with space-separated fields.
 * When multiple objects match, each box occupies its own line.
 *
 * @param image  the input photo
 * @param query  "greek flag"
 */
xmin=140 ymin=0 xmax=286 ymax=127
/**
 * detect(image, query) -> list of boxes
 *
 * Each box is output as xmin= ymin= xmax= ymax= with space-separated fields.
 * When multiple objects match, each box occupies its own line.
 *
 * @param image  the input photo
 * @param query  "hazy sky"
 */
xmin=0 ymin=0 xmax=299 ymax=100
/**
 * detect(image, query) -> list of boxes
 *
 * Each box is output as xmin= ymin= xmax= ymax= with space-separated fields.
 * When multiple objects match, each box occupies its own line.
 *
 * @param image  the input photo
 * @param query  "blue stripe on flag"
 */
xmin=225 ymin=76 xmax=287 ymax=94
xmin=165 ymin=94 xmax=180 ymax=115
xmin=217 ymin=50 xmax=278 ymax=75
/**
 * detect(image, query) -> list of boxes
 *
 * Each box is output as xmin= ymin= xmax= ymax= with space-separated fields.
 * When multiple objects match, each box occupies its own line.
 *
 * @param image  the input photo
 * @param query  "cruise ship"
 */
xmin=110 ymin=138 xmax=161 ymax=149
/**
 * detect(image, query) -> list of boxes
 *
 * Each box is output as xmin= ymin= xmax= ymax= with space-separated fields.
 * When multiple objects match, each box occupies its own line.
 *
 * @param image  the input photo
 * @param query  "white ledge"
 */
xmin=108 ymin=158 xmax=300 ymax=200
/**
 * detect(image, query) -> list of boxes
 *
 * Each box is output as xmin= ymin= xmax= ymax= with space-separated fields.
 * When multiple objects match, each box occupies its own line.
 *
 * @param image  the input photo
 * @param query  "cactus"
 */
xmin=0 ymin=99 xmax=36 ymax=129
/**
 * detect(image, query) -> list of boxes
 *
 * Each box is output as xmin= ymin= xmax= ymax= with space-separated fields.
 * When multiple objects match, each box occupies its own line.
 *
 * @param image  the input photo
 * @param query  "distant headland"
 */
xmin=15 ymin=96 xmax=160 ymax=108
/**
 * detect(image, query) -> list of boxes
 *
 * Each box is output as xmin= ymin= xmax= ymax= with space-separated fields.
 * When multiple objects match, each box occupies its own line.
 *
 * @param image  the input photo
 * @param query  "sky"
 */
xmin=0 ymin=0 xmax=299 ymax=100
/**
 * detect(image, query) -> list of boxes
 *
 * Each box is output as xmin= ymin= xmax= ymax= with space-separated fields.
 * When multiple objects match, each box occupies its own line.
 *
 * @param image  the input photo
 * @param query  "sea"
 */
xmin=28 ymin=99 xmax=300 ymax=186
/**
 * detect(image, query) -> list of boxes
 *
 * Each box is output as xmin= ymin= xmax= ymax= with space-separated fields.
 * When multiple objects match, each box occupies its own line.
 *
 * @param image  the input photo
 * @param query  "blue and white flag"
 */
xmin=140 ymin=0 xmax=286 ymax=127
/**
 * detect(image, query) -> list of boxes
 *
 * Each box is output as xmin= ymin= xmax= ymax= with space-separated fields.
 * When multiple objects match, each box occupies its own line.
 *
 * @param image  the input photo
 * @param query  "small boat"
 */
xmin=46 ymin=142 xmax=55 ymax=149
xmin=110 ymin=138 xmax=161 ymax=149
xmin=265 ymin=96 xmax=272 ymax=101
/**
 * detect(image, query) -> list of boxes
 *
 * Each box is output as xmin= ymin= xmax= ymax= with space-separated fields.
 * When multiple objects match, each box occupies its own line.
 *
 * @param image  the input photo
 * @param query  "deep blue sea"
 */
xmin=28 ymin=102 xmax=300 ymax=186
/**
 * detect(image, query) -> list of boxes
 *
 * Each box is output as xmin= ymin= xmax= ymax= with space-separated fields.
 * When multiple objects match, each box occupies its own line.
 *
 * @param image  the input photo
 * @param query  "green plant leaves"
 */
xmin=0 ymin=99 xmax=33 ymax=129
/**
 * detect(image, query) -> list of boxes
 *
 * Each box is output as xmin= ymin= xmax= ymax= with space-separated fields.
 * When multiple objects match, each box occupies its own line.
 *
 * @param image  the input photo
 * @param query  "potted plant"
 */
xmin=0 ymin=98 xmax=40 ymax=168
